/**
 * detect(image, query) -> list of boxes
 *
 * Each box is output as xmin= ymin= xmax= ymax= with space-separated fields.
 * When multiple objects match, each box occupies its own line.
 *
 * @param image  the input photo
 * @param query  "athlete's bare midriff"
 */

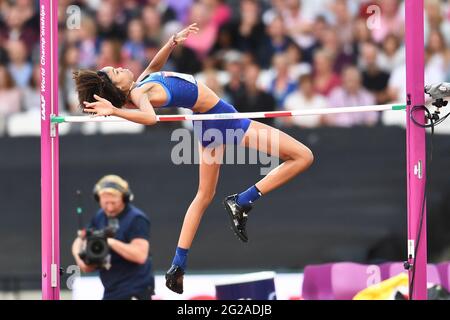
xmin=143 ymin=81 xmax=220 ymax=113
xmin=191 ymin=81 xmax=221 ymax=113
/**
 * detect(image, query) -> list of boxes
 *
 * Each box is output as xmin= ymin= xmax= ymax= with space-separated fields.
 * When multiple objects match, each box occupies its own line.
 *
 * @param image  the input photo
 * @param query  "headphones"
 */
xmin=93 ymin=175 xmax=134 ymax=203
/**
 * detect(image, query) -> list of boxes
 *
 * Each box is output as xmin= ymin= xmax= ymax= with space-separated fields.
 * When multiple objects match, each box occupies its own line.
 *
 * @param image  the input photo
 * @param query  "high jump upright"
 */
xmin=405 ymin=0 xmax=427 ymax=300
xmin=39 ymin=0 xmax=428 ymax=300
xmin=40 ymin=0 xmax=60 ymax=300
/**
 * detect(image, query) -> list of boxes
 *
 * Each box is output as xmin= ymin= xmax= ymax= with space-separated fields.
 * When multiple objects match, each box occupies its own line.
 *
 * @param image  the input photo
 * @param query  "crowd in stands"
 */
xmin=1 ymin=0 xmax=450 ymax=136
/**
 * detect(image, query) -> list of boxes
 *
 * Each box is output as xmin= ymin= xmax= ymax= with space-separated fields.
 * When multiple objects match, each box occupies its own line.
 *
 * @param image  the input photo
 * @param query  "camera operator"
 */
xmin=72 ymin=175 xmax=154 ymax=300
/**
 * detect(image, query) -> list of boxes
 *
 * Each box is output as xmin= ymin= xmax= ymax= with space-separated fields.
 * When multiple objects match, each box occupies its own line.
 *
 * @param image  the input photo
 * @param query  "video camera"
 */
xmin=425 ymin=83 xmax=450 ymax=101
xmin=78 ymin=224 xmax=117 ymax=269
xmin=423 ymin=83 xmax=450 ymax=123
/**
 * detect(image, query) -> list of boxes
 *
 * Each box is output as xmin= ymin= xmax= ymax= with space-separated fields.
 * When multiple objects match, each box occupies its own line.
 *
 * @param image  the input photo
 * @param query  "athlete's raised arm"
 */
xmin=136 ymin=23 xmax=199 ymax=82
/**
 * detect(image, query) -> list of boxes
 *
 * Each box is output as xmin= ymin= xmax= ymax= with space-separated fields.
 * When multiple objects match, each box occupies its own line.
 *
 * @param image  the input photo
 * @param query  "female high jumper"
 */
xmin=75 ymin=23 xmax=314 ymax=294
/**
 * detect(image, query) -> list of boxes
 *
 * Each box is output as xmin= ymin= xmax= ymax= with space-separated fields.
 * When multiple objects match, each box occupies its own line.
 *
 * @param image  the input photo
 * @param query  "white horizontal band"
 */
xmin=52 ymin=104 xmax=406 ymax=124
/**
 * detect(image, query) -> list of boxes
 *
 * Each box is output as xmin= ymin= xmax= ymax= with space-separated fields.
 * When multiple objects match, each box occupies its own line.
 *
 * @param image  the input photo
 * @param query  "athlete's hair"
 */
xmin=73 ymin=69 xmax=127 ymax=111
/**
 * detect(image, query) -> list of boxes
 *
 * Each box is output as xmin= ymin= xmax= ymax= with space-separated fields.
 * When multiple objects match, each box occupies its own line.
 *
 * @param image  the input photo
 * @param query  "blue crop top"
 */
xmin=136 ymin=71 xmax=199 ymax=109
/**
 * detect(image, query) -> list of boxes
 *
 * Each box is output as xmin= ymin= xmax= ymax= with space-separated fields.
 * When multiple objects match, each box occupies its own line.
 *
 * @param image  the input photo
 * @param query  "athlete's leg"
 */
xmin=177 ymin=143 xmax=224 ymax=249
xmin=224 ymin=120 xmax=313 ymax=242
xmin=242 ymin=120 xmax=314 ymax=195
xmin=166 ymin=143 xmax=224 ymax=294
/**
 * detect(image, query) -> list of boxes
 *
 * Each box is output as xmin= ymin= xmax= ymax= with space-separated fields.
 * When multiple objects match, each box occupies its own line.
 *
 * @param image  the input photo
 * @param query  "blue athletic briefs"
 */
xmin=193 ymin=99 xmax=251 ymax=148
xmin=137 ymin=71 xmax=251 ymax=147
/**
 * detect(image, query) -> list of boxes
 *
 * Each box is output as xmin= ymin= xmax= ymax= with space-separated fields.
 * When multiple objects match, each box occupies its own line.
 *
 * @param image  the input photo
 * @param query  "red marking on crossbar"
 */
xmin=158 ymin=116 xmax=187 ymax=122
xmin=264 ymin=112 xmax=292 ymax=118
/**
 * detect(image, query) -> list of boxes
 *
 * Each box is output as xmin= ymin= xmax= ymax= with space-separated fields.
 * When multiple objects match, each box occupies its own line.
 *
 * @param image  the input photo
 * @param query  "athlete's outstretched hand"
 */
xmin=83 ymin=94 xmax=115 ymax=117
xmin=173 ymin=23 xmax=199 ymax=45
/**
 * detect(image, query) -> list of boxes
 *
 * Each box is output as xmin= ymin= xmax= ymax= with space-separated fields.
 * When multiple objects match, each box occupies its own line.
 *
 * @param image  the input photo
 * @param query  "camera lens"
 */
xmin=91 ymin=240 xmax=105 ymax=255
xmin=87 ymin=238 xmax=109 ymax=261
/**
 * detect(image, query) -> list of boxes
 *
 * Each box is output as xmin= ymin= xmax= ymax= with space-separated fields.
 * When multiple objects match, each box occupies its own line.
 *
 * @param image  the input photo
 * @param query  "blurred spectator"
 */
xmin=311 ymin=15 xmax=330 ymax=45
xmin=312 ymin=49 xmax=341 ymax=97
xmin=209 ymin=24 xmax=234 ymax=60
xmin=122 ymin=0 xmax=142 ymax=23
xmin=225 ymin=0 xmax=265 ymax=59
xmin=0 ymin=64 xmax=22 ymax=116
xmin=142 ymin=40 xmax=160 ymax=68
xmin=169 ymin=43 xmax=202 ymax=75
xmin=147 ymin=0 xmax=177 ymax=25
xmin=123 ymin=18 xmax=147 ymax=68
xmin=427 ymin=29 xmax=450 ymax=95
xmin=280 ymin=0 xmax=315 ymax=51
xmin=77 ymin=15 xmax=98 ymax=69
xmin=426 ymin=30 xmax=448 ymax=76
xmin=166 ymin=0 xmax=194 ymax=24
xmin=425 ymin=0 xmax=450 ymax=47
xmin=283 ymin=74 xmax=327 ymax=128
xmin=285 ymin=43 xmax=312 ymax=80
xmin=371 ymin=0 xmax=404 ymax=44
xmin=203 ymin=0 xmax=232 ymax=28
xmin=352 ymin=18 xmax=374 ymax=59
xmin=96 ymin=1 xmax=125 ymax=41
xmin=0 ymin=0 xmax=9 ymax=15
xmin=142 ymin=5 xmax=163 ymax=43
xmin=325 ymin=65 xmax=378 ymax=127
xmin=329 ymin=0 xmax=355 ymax=47
xmin=0 ymin=47 xmax=8 ymax=65
xmin=22 ymin=63 xmax=40 ymax=112
xmin=202 ymin=69 xmax=228 ymax=101
xmin=388 ymin=49 xmax=446 ymax=103
xmin=262 ymin=0 xmax=285 ymax=25
xmin=6 ymin=40 xmax=32 ymax=89
xmin=319 ymin=27 xmax=355 ymax=73
xmin=359 ymin=42 xmax=390 ymax=105
xmin=258 ymin=14 xmax=294 ymax=68
xmin=234 ymin=63 xmax=276 ymax=126
xmin=241 ymin=51 xmax=257 ymax=67
xmin=163 ymin=22 xmax=202 ymax=74
xmin=265 ymin=53 xmax=297 ymax=109
xmin=312 ymin=15 xmax=331 ymax=47
xmin=183 ymin=2 xmax=218 ymax=59
xmin=223 ymin=51 xmax=246 ymax=106
xmin=60 ymin=45 xmax=80 ymax=113
xmin=15 ymin=0 xmax=38 ymax=28
xmin=195 ymin=56 xmax=228 ymax=87
xmin=306 ymin=15 xmax=329 ymax=63
xmin=388 ymin=28 xmax=447 ymax=102
xmin=0 ymin=4 xmax=38 ymax=55
xmin=96 ymin=39 xmax=125 ymax=69
xmin=378 ymin=34 xmax=405 ymax=72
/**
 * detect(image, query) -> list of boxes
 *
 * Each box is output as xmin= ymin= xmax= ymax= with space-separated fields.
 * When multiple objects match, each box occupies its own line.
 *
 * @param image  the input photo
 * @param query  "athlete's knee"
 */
xmin=302 ymin=147 xmax=314 ymax=168
xmin=292 ymin=145 xmax=314 ymax=170
xmin=287 ymin=143 xmax=313 ymax=162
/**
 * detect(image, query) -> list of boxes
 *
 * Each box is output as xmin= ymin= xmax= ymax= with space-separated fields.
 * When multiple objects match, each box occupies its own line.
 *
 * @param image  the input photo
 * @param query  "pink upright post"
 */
xmin=405 ymin=0 xmax=427 ymax=299
xmin=40 ymin=0 xmax=60 ymax=300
